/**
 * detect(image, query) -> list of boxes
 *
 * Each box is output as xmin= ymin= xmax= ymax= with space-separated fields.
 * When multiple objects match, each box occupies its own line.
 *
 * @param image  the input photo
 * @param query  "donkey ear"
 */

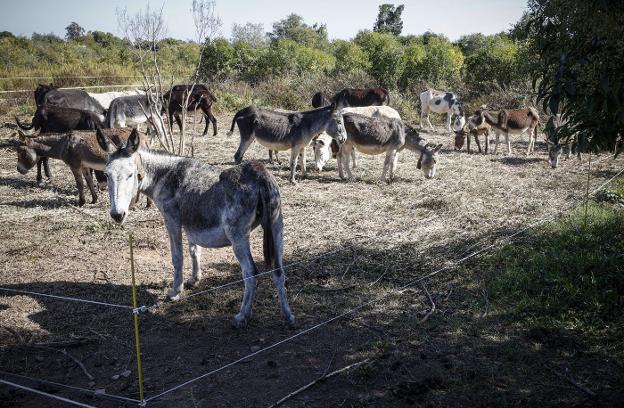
xmin=96 ymin=127 xmax=114 ymax=154
xmin=417 ymin=157 xmax=422 ymax=169
xmin=433 ymin=143 xmax=443 ymax=153
xmin=126 ymin=128 xmax=141 ymax=154
xmin=329 ymin=101 xmax=337 ymax=112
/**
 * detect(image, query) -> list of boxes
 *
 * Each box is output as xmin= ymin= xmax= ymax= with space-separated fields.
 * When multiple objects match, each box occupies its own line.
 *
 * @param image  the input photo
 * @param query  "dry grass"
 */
xmin=0 ymin=113 xmax=623 ymax=407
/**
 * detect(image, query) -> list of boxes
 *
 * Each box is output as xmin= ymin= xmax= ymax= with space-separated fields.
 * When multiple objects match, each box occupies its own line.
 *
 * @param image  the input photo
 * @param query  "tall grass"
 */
xmin=483 ymin=200 xmax=624 ymax=336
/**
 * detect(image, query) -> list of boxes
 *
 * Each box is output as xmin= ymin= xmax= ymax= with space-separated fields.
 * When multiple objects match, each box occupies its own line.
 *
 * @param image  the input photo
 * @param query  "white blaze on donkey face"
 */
xmin=98 ymin=128 xmax=143 ymax=224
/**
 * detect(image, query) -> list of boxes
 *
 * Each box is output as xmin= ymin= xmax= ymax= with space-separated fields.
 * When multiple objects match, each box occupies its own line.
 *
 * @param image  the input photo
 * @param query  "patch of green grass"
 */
xmin=484 ymin=201 xmax=624 ymax=335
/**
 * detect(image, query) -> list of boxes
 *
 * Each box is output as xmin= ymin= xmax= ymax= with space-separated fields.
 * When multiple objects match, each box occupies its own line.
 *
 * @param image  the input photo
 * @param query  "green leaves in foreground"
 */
xmin=485 ymin=202 xmax=624 ymax=332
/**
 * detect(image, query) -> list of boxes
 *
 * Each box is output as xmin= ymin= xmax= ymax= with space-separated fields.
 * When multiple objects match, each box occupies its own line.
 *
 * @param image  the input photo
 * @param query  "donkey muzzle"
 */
xmin=110 ymin=211 xmax=126 ymax=224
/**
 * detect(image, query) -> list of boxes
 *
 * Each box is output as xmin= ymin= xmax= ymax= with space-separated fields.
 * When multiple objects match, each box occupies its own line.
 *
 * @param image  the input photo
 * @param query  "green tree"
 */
xmin=65 ymin=22 xmax=85 ymax=41
xmin=373 ymin=4 xmax=404 ymax=36
xmin=332 ymin=40 xmax=371 ymax=76
xmin=354 ymin=30 xmax=405 ymax=88
xmin=232 ymin=22 xmax=266 ymax=47
xmin=269 ymin=14 xmax=328 ymax=49
xmin=199 ymin=38 xmax=235 ymax=80
xmin=463 ymin=35 xmax=520 ymax=86
xmin=519 ymin=0 xmax=624 ymax=151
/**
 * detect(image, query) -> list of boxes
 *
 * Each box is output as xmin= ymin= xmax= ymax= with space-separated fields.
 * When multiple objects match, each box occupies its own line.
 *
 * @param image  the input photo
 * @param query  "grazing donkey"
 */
xmin=339 ymin=113 xmax=442 ymax=182
xmin=312 ymin=106 xmax=402 ymax=172
xmin=96 ymin=128 xmax=295 ymax=327
xmin=469 ymin=108 xmax=540 ymax=155
xmin=419 ymin=89 xmax=464 ymax=132
xmin=229 ymin=104 xmax=347 ymax=183
xmin=15 ymin=105 xmax=106 ymax=186
xmin=454 ymin=114 xmax=491 ymax=153
xmin=14 ymin=128 xmax=149 ymax=206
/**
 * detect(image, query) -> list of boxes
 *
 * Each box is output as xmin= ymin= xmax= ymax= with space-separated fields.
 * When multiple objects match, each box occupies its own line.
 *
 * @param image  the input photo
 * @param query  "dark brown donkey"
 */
xmin=163 ymin=84 xmax=218 ymax=136
xmin=15 ymin=128 xmax=149 ymax=206
xmin=332 ymin=87 xmax=390 ymax=108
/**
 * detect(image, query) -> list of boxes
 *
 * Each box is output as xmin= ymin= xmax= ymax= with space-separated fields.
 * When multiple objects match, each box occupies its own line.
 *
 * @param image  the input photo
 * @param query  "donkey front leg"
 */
xmin=234 ymin=133 xmax=255 ymax=164
xmin=231 ymin=240 xmax=258 ymax=327
xmin=289 ymin=149 xmax=300 ymax=184
xmin=351 ymin=149 xmax=357 ymax=168
xmin=505 ymin=132 xmax=513 ymax=155
xmin=164 ymin=218 xmax=184 ymax=300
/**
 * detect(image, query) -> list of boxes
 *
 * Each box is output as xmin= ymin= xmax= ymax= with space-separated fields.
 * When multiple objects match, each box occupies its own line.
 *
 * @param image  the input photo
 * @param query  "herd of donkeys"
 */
xmin=1 ymin=83 xmax=588 ymax=325
xmin=6 ymin=84 xmax=566 ymax=206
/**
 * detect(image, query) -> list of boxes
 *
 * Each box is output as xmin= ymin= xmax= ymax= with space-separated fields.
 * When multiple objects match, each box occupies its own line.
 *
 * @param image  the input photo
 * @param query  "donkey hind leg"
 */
xmin=389 ymin=150 xmax=399 ymax=182
xmin=299 ymin=148 xmax=306 ymax=177
xmin=187 ymin=241 xmax=202 ymax=287
xmin=70 ymin=166 xmax=87 ymax=207
xmin=266 ymin=216 xmax=295 ymax=326
xmin=493 ymin=131 xmax=501 ymax=155
xmin=82 ymin=167 xmax=98 ymax=204
xmin=351 ymin=149 xmax=357 ymax=168
xmin=164 ymin=219 xmax=184 ymax=300
xmin=234 ymin=131 xmax=255 ymax=165
xmin=506 ymin=132 xmax=512 ymax=155
xmin=380 ymin=150 xmax=393 ymax=183
xmin=36 ymin=159 xmax=44 ymax=186
xmin=231 ymin=239 xmax=258 ymax=327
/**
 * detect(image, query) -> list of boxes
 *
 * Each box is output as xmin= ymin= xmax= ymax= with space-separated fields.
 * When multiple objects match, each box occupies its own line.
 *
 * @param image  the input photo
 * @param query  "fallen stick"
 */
xmin=267 ymin=358 xmax=373 ymax=408
xmin=37 ymin=346 xmax=95 ymax=381
xmin=418 ymin=282 xmax=436 ymax=323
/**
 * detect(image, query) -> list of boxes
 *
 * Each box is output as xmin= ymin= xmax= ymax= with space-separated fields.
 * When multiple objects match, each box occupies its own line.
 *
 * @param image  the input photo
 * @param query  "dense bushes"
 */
xmin=0 ymin=14 xmax=535 ymax=118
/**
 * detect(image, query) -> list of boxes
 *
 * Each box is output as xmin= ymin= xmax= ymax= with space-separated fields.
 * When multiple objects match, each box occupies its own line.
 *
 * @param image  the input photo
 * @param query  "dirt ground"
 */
xmin=0 ymin=113 xmax=623 ymax=408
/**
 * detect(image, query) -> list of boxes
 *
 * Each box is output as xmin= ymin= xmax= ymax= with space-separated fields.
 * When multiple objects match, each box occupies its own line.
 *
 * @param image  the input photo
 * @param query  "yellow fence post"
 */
xmin=129 ymin=233 xmax=146 ymax=405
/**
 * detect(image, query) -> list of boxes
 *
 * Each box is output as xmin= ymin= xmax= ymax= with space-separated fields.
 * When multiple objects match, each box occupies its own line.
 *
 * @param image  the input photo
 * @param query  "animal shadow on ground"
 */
xmin=496 ymin=156 xmax=544 ymax=166
xmin=0 ymin=176 xmax=79 ymax=197
xmin=1 ymin=219 xmax=622 ymax=407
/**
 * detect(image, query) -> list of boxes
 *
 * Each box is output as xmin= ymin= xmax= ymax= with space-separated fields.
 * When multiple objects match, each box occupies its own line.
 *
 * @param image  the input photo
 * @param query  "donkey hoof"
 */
xmin=167 ymin=288 xmax=183 ymax=301
xmin=186 ymin=278 xmax=200 ymax=288
xmin=78 ymin=199 xmax=86 ymax=207
xmin=285 ymin=314 xmax=296 ymax=327
xmin=232 ymin=314 xmax=248 ymax=329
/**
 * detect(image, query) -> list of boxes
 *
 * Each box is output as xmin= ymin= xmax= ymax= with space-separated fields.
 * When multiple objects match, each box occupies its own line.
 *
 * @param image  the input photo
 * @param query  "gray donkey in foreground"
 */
xmin=97 ymin=128 xmax=295 ymax=327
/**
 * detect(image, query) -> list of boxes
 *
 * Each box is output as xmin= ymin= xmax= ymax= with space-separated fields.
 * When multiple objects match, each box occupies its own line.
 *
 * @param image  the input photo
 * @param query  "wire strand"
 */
xmin=144 ymin=165 xmax=624 ymax=403
xmin=0 ymin=379 xmax=97 ymax=408
xmin=0 ymin=370 xmax=141 ymax=404
xmin=0 ymin=288 xmax=134 ymax=310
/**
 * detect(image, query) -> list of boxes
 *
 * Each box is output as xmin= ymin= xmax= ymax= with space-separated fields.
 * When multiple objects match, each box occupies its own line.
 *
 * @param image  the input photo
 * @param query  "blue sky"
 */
xmin=0 ymin=0 xmax=528 ymax=41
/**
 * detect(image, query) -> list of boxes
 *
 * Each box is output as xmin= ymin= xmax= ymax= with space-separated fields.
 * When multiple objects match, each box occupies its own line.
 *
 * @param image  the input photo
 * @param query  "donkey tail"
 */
xmin=15 ymin=115 xmax=34 ymax=130
xmin=227 ymin=109 xmax=244 ymax=136
xmin=257 ymin=166 xmax=283 ymax=268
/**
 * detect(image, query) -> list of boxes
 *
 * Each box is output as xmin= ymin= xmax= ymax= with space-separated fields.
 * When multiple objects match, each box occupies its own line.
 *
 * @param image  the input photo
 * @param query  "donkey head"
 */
xmin=15 ymin=131 xmax=38 ymax=174
xmin=417 ymin=144 xmax=443 ymax=179
xmin=97 ymin=127 xmax=142 ymax=224
xmin=454 ymin=129 xmax=467 ymax=150
xmin=326 ymin=103 xmax=347 ymax=144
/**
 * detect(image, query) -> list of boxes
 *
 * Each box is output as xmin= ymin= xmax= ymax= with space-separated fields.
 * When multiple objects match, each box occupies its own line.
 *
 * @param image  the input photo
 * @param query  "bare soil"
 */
xmin=0 ymin=114 xmax=623 ymax=407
